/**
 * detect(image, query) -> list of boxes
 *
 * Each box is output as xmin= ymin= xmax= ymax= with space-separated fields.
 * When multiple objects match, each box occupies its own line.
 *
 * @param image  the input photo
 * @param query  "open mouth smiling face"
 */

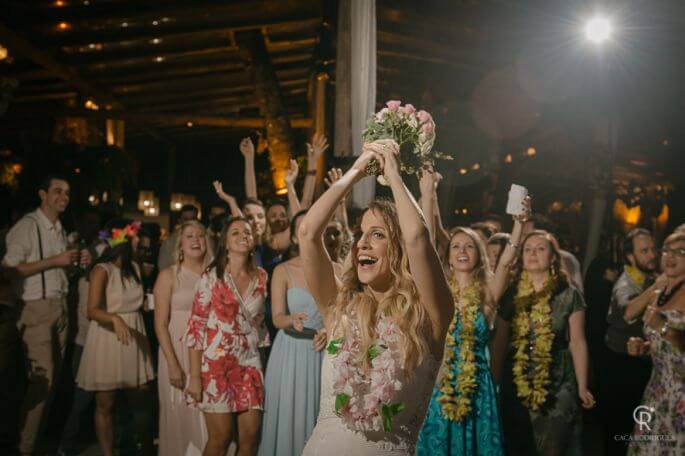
xmin=355 ymin=210 xmax=391 ymax=287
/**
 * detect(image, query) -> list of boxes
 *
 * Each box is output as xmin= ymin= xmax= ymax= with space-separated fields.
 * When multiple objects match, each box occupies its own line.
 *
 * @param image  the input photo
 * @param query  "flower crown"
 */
xmin=98 ymin=221 xmax=141 ymax=248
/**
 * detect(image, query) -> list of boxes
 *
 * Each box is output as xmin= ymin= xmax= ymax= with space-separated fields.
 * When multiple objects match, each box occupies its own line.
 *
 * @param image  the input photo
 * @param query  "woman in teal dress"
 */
xmin=418 ymin=221 xmax=524 ymax=456
xmin=259 ymin=212 xmax=329 ymax=456
xmin=491 ymin=230 xmax=595 ymax=456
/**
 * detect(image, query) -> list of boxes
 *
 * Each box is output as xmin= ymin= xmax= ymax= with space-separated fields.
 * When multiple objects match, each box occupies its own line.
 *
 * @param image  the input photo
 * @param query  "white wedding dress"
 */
xmin=302 ymin=350 xmax=439 ymax=455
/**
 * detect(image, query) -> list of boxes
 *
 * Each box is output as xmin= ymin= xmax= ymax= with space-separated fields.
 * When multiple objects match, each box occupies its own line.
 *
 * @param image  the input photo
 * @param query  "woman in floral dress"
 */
xmin=185 ymin=217 xmax=268 ymax=456
xmin=626 ymin=231 xmax=685 ymax=455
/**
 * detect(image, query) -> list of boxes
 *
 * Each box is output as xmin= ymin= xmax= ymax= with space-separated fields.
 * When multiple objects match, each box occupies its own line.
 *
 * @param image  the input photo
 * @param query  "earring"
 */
xmin=551 ymin=263 xmax=558 ymax=278
xmin=179 ymin=251 xmax=184 ymax=262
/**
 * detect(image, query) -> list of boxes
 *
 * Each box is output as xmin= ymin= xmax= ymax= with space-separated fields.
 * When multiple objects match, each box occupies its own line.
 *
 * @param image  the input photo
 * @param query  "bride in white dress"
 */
xmin=297 ymin=140 xmax=453 ymax=455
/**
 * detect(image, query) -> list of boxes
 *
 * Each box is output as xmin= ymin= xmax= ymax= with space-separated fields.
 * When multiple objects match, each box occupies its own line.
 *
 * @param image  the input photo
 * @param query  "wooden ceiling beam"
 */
xmin=6 ymin=107 xmax=313 ymax=129
xmin=52 ymin=17 xmax=320 ymax=47
xmin=65 ymin=37 xmax=316 ymax=68
xmin=14 ymin=0 xmax=319 ymax=27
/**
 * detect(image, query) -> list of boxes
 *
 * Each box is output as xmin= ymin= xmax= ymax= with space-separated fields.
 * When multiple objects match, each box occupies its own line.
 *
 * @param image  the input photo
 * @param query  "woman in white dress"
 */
xmin=297 ymin=140 xmax=453 ymax=455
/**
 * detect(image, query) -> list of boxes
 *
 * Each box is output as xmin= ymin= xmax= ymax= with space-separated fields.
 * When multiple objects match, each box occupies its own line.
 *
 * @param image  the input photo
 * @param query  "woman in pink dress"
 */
xmin=185 ymin=216 xmax=267 ymax=456
xmin=154 ymin=220 xmax=212 ymax=455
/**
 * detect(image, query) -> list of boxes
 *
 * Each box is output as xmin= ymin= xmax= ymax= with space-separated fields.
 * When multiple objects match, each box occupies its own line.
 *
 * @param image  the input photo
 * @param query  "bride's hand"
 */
xmin=373 ymin=140 xmax=400 ymax=182
xmin=352 ymin=142 xmax=384 ymax=175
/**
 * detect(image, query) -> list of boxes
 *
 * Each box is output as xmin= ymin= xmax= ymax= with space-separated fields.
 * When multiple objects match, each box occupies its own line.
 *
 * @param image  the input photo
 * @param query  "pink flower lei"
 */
xmin=327 ymin=315 xmax=406 ymax=432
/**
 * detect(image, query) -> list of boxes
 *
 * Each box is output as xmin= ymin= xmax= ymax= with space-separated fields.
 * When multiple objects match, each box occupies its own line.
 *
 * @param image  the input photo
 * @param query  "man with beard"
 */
xmin=602 ymin=228 xmax=657 ymax=455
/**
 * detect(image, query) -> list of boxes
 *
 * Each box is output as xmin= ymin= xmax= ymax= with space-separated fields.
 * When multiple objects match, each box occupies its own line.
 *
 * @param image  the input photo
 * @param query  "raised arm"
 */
xmin=301 ymin=134 xmax=328 ymax=209
xmin=418 ymin=169 xmax=437 ymax=245
xmin=432 ymin=177 xmax=450 ymax=254
xmin=298 ymin=147 xmax=376 ymax=322
xmin=240 ymin=137 xmax=258 ymax=200
xmin=624 ymin=276 xmax=664 ymax=322
xmin=490 ymin=212 xmax=527 ymax=303
xmin=284 ymin=159 xmax=302 ymax=215
xmin=376 ymin=141 xmax=453 ymax=350
xmin=324 ymin=168 xmax=351 ymax=233
xmin=213 ymin=181 xmax=243 ymax=217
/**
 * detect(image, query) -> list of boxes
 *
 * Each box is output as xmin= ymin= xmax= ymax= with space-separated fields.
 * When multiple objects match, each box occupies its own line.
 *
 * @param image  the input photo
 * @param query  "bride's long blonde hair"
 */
xmin=329 ymin=200 xmax=429 ymax=372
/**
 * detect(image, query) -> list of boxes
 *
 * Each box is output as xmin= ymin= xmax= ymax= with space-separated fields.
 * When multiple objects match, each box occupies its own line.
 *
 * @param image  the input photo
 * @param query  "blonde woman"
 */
xmin=298 ymin=140 xmax=453 ymax=455
xmin=154 ymin=220 xmax=212 ymax=456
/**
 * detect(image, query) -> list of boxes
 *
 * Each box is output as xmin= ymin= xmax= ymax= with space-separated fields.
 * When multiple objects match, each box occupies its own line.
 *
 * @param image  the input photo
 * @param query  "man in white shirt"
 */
xmin=2 ymin=175 xmax=90 ymax=455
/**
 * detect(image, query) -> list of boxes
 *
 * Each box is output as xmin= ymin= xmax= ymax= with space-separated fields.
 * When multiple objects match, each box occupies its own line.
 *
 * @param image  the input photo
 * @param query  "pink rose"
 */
xmin=402 ymin=103 xmax=416 ymax=116
xmin=375 ymin=107 xmax=389 ymax=121
xmin=417 ymin=110 xmax=432 ymax=123
xmin=422 ymin=121 xmax=435 ymax=136
xmin=386 ymin=100 xmax=402 ymax=111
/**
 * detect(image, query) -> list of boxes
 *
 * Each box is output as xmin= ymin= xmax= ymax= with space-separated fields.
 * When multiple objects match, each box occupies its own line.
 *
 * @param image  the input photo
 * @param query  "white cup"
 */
xmin=506 ymin=184 xmax=528 ymax=216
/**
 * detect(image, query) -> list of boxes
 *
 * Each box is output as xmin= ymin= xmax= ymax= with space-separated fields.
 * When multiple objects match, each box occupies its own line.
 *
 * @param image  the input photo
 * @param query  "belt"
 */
xmin=284 ymin=327 xmax=318 ymax=339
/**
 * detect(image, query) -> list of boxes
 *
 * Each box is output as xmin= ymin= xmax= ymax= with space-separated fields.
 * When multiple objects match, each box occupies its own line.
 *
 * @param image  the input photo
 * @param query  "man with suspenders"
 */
xmin=2 ymin=175 xmax=90 ymax=455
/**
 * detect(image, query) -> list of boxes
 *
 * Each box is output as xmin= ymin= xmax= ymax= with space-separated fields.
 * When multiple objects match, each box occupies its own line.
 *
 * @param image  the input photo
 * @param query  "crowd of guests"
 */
xmin=0 ymin=136 xmax=683 ymax=456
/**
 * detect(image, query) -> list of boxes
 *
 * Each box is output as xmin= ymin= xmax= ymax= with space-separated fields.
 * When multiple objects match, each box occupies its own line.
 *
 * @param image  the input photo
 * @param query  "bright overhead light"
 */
xmin=584 ymin=16 xmax=612 ymax=43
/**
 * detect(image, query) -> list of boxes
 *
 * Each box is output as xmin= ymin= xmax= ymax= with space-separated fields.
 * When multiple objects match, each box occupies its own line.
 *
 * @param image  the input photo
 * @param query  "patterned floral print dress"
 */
xmin=184 ymin=267 xmax=268 ymax=413
xmin=628 ymin=310 xmax=685 ymax=455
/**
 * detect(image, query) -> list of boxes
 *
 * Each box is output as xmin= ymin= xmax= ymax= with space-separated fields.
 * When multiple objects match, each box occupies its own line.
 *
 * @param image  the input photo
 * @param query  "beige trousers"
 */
xmin=16 ymin=297 xmax=67 ymax=454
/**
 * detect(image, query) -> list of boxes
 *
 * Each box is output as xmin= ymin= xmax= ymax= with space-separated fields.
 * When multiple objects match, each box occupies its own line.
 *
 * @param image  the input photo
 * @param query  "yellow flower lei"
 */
xmin=437 ymin=278 xmax=482 ymax=421
xmin=625 ymin=265 xmax=646 ymax=288
xmin=511 ymin=271 xmax=555 ymax=411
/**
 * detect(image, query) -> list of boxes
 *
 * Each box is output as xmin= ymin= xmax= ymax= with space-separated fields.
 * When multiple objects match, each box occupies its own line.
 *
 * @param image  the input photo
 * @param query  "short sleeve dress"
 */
xmin=77 ymin=262 xmax=155 ymax=391
xmin=184 ymin=267 xmax=267 ymax=413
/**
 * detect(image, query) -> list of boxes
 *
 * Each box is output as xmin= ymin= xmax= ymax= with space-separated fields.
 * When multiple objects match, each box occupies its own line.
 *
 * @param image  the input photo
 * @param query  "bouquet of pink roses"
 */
xmin=362 ymin=100 xmax=450 ymax=182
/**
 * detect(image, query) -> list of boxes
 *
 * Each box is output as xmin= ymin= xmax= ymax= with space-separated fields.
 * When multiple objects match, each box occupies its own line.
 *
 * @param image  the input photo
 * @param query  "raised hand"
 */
xmin=213 ymin=180 xmax=235 ymax=203
xmin=285 ymin=159 xmax=299 ymax=186
xmin=240 ymin=137 xmax=255 ymax=159
xmin=514 ymin=196 xmax=532 ymax=223
xmin=373 ymin=139 xmax=401 ymax=181
xmin=419 ymin=165 xmax=436 ymax=196
xmin=307 ymin=134 xmax=329 ymax=161
xmin=324 ymin=168 xmax=343 ymax=188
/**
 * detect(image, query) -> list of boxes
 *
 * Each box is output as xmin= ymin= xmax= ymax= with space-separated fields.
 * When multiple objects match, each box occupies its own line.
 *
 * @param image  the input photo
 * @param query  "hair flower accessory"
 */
xmin=99 ymin=221 xmax=141 ymax=248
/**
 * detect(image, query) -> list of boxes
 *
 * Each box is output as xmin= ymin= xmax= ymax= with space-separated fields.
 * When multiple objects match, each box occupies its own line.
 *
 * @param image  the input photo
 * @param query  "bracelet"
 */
xmin=306 ymin=170 xmax=316 ymax=176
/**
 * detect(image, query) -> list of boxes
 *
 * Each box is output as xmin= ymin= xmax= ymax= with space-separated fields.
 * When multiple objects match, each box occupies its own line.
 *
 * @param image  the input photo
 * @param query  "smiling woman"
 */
xmin=297 ymin=139 xmax=453 ymax=455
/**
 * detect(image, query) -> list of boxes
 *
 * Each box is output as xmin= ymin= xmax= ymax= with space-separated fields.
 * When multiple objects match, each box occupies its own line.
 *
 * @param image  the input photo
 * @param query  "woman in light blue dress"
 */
xmin=259 ymin=212 xmax=328 ymax=456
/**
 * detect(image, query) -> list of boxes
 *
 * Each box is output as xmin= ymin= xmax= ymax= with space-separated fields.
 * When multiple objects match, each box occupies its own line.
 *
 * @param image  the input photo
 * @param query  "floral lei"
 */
xmin=327 ymin=315 xmax=406 ymax=432
xmin=436 ymin=278 xmax=481 ymax=421
xmin=511 ymin=271 xmax=556 ymax=411
xmin=625 ymin=265 xmax=646 ymax=288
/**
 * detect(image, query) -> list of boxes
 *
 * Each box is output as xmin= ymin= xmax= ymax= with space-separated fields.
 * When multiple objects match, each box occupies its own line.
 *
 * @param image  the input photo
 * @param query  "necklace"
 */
xmin=656 ymin=281 xmax=684 ymax=308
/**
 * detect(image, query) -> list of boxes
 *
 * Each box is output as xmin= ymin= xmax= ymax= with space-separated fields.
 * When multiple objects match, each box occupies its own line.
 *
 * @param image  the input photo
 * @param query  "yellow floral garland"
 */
xmin=437 ymin=279 xmax=482 ymax=421
xmin=511 ymin=271 xmax=555 ymax=411
xmin=625 ymin=265 xmax=646 ymax=288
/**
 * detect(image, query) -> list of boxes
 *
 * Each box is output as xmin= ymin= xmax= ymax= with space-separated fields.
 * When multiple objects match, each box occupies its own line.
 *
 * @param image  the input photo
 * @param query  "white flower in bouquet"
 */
xmin=362 ymin=100 xmax=450 ymax=184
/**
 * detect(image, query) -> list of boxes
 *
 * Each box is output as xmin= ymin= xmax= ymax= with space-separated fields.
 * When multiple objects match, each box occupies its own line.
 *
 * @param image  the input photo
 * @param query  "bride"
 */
xmin=298 ymin=139 xmax=453 ymax=455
